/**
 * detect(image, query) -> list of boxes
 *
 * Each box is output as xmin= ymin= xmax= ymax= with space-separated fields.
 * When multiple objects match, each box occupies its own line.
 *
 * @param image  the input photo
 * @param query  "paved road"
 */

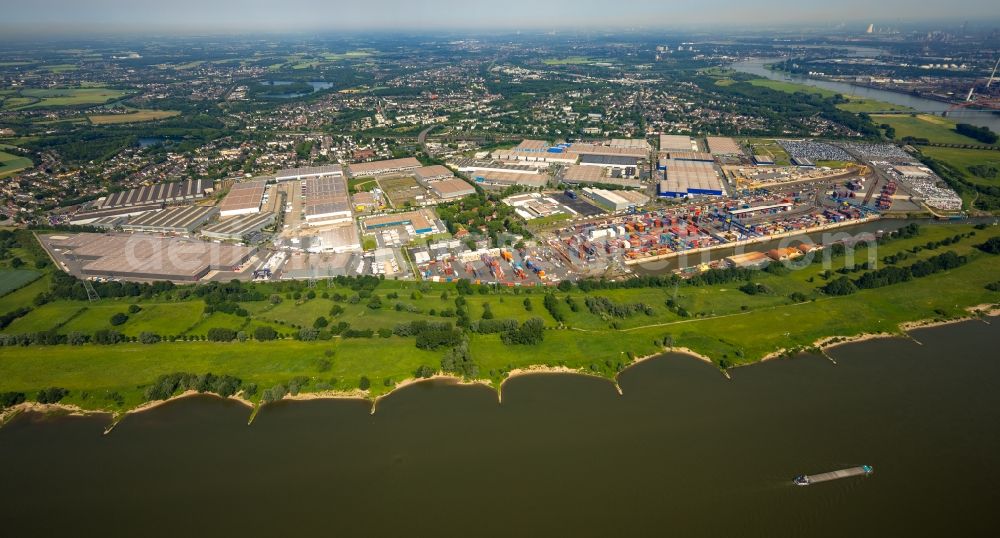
xmin=417 ymin=125 xmax=436 ymax=157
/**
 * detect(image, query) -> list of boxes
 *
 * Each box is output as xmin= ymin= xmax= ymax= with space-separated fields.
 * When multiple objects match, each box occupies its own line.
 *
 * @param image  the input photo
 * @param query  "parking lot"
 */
xmin=552 ymin=193 xmax=606 ymax=217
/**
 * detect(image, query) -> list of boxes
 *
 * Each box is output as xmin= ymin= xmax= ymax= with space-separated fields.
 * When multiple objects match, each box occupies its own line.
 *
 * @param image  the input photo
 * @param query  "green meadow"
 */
xmin=0 ymin=224 xmax=998 ymax=414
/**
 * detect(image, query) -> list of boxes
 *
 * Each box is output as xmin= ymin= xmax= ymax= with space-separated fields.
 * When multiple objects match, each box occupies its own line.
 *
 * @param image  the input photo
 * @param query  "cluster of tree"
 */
xmin=440 ymin=339 xmax=478 ymax=378
xmin=687 ymin=266 xmax=758 ymax=287
xmin=435 ymin=193 xmax=531 ymax=244
xmin=254 ymin=326 xmax=279 ymax=341
xmin=955 ymin=124 xmax=999 ymax=145
xmin=499 ymin=318 xmax=545 ymax=346
xmin=329 ymin=274 xmax=383 ymax=292
xmin=0 ymin=391 xmax=27 ymax=409
xmin=47 ymin=272 xmax=175 ymax=302
xmin=192 ymin=280 xmax=264 ymax=305
xmin=94 ymin=329 xmax=125 ymax=345
xmin=261 ymin=384 xmax=289 ymax=403
xmin=968 ymin=165 xmax=999 ymax=180
xmin=393 ymin=321 xmax=463 ymax=350
xmin=36 ymin=387 xmax=69 ymax=404
xmin=414 ymin=365 xmax=436 ymax=378
xmin=976 ymin=237 xmax=1000 ymax=255
xmin=739 ymin=282 xmax=771 ymax=296
xmin=543 ymin=293 xmax=567 ymax=323
xmin=207 ymin=327 xmax=239 ymax=342
xmin=584 ymin=296 xmax=653 ymax=318
xmin=821 ymin=276 xmax=858 ymax=296
xmin=143 ymin=372 xmax=244 ymax=401
xmin=469 ymin=318 xmax=519 ymax=334
xmin=823 ymin=250 xmax=969 ymax=295
xmin=0 ymin=306 xmax=31 ymax=330
xmin=0 ymin=331 xmax=70 ymax=346
xmin=204 ymin=302 xmax=250 ymax=317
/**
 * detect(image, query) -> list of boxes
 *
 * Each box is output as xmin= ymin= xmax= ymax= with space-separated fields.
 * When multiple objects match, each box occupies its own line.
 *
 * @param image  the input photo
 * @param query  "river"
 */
xmin=731 ymin=58 xmax=1000 ymax=133
xmin=1 ymin=318 xmax=998 ymax=536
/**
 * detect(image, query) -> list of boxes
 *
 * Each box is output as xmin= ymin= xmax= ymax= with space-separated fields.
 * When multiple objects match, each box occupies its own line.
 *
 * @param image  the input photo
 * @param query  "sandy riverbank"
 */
xmin=3 ymin=312 xmax=996 ymax=426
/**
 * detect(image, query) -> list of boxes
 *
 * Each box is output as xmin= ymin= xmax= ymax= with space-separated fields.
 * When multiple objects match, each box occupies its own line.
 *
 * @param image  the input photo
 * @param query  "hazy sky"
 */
xmin=3 ymin=0 xmax=997 ymax=33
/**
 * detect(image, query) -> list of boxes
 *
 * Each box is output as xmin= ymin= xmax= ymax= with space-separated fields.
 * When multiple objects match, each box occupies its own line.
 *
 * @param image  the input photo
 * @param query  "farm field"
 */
xmin=0 ymin=269 xmax=41 ymax=297
xmin=0 ymin=146 xmax=32 ymax=178
xmin=920 ymin=146 xmax=1000 ymax=186
xmin=747 ymin=79 xmax=840 ymax=99
xmin=15 ymin=87 xmax=128 ymax=109
xmin=836 ymin=98 xmax=913 ymax=113
xmin=873 ymin=114 xmax=986 ymax=145
xmin=87 ymin=109 xmax=180 ymax=125
xmin=542 ymin=56 xmax=594 ymax=66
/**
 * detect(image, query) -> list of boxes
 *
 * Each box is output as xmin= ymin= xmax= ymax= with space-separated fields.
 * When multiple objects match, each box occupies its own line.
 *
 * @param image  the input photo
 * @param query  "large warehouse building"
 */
xmin=413 ymin=165 xmax=454 ymax=183
xmin=274 ymin=165 xmax=344 ymax=182
xmin=562 ymin=165 xmax=641 ymax=188
xmin=567 ymin=142 xmax=649 ymax=160
xmin=582 ymin=188 xmax=650 ymax=212
xmin=70 ymin=203 xmax=163 ymax=225
xmin=468 ymin=170 xmax=549 ymax=190
xmin=449 ymin=158 xmax=542 ymax=176
xmin=218 ymin=179 xmax=267 ymax=217
xmin=429 ymin=177 xmax=476 ymax=199
xmin=304 ymin=174 xmax=352 ymax=226
xmin=493 ymin=140 xmax=577 ymax=165
xmin=44 ymin=233 xmax=254 ymax=282
xmin=658 ymin=159 xmax=725 ymax=198
xmin=98 ymin=179 xmax=211 ymax=209
xmin=201 ymin=212 xmax=276 ymax=242
xmin=362 ymin=209 xmax=439 ymax=235
xmin=659 ymin=134 xmax=697 ymax=152
xmin=347 ymin=157 xmax=421 ymax=178
xmin=120 ymin=205 xmax=219 ymax=234
xmin=706 ymin=137 xmax=744 ymax=156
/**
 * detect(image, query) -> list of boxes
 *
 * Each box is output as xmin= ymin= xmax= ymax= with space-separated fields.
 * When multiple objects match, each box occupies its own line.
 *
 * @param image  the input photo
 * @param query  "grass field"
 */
xmin=542 ymin=57 xmax=594 ymax=66
xmin=5 ymin=303 xmax=85 ymax=334
xmin=41 ymin=64 xmax=78 ymax=73
xmin=1 ymin=224 xmax=998 ymax=413
xmin=0 ymin=147 xmax=32 ymax=178
xmin=0 ymin=269 xmax=42 ymax=297
xmin=87 ymin=109 xmax=180 ymax=125
xmin=920 ymin=147 xmax=1000 ymax=186
xmin=747 ymin=79 xmax=840 ymax=99
xmin=15 ymin=87 xmax=128 ymax=109
xmin=378 ymin=175 xmax=423 ymax=208
xmin=322 ymin=51 xmax=373 ymax=61
xmin=745 ymin=138 xmax=792 ymax=166
xmin=873 ymin=114 xmax=986 ymax=145
xmin=836 ymin=98 xmax=913 ymax=114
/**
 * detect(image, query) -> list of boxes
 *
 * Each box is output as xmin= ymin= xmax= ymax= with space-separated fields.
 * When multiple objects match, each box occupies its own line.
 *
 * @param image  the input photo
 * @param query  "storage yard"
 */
xmin=51 ymin=141 xmax=965 ymax=285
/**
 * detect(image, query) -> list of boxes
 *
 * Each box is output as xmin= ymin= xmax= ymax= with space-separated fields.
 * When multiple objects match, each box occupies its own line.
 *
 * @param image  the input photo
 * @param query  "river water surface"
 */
xmin=1 ymin=319 xmax=998 ymax=537
xmin=731 ymin=58 xmax=1000 ymax=133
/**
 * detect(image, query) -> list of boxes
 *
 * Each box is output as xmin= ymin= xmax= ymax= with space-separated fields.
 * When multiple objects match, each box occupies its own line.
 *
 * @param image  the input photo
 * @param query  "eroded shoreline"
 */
xmin=4 ymin=308 xmax=996 ymax=430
